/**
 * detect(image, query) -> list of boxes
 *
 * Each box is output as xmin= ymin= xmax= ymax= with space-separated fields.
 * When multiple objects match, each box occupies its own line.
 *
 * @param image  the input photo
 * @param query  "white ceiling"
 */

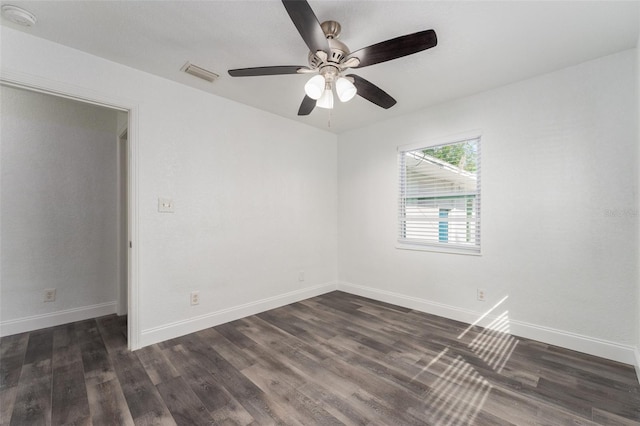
xmin=2 ymin=1 xmax=638 ymax=134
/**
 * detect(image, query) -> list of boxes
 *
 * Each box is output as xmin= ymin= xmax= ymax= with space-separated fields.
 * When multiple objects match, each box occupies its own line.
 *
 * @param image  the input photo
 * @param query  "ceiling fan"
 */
xmin=228 ymin=0 xmax=437 ymax=116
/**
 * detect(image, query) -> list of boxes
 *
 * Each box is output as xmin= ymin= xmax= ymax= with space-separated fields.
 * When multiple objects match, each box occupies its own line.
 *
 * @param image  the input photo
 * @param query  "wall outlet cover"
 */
xmin=158 ymin=197 xmax=175 ymax=213
xmin=44 ymin=288 xmax=56 ymax=302
xmin=477 ymin=288 xmax=486 ymax=302
xmin=190 ymin=291 xmax=199 ymax=306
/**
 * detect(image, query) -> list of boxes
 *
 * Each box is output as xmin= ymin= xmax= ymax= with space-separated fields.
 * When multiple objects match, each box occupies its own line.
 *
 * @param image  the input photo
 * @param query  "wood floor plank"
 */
xmin=593 ymin=407 xmax=640 ymax=426
xmin=326 ymin=333 xmax=434 ymax=393
xmin=3 ymin=291 xmax=640 ymax=425
xmin=296 ymin=381 xmax=372 ymax=426
xmin=75 ymin=318 xmax=120 ymax=388
xmin=266 ymin=304 xmax=338 ymax=341
xmin=96 ymin=315 xmax=128 ymax=355
xmin=535 ymin=376 xmax=606 ymax=419
xmin=9 ymin=360 xmax=52 ymax=426
xmin=174 ymin=333 xmax=287 ymax=425
xmin=349 ymin=293 xmax=413 ymax=314
xmin=79 ymin=338 xmax=117 ymax=386
xmin=0 ymin=385 xmax=18 ymax=426
xmin=51 ymin=361 xmax=91 ymax=426
xmin=236 ymin=319 xmax=378 ymax=412
xmin=162 ymin=344 xmax=236 ymax=413
xmin=10 ymin=380 xmax=51 ymax=426
xmin=209 ymin=401 xmax=255 ymax=426
xmin=195 ymin=327 xmax=256 ymax=371
xmin=0 ymin=332 xmax=29 ymax=422
xmin=0 ymin=334 xmax=29 ymax=360
xmin=319 ymin=350 xmax=427 ymax=425
xmin=86 ymin=378 xmax=135 ymax=426
xmin=243 ymin=332 xmax=394 ymax=425
xmin=0 ymin=333 xmax=29 ymax=390
xmin=238 ymin=316 xmax=327 ymax=366
xmin=162 ymin=345 xmax=254 ymax=425
xmin=110 ymin=351 xmax=175 ymax=425
xmin=135 ymin=345 xmax=180 ymax=386
xmin=22 ymin=329 xmax=53 ymax=365
xmin=241 ymin=363 xmax=342 ymax=426
xmin=214 ymin=321 xmax=257 ymax=349
xmin=0 ymin=354 xmax=25 ymax=392
xmin=298 ymin=299 xmax=398 ymax=347
xmin=155 ymin=376 xmax=214 ymax=426
xmin=52 ymin=323 xmax=82 ymax=369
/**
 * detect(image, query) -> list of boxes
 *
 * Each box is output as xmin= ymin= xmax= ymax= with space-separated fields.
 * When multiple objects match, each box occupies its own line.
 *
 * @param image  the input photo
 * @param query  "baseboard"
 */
xmin=338 ymin=281 xmax=482 ymax=324
xmin=0 ymin=301 xmax=118 ymax=337
xmin=337 ymin=281 xmax=636 ymax=365
xmin=635 ymin=347 xmax=640 ymax=385
xmin=139 ymin=282 xmax=338 ymax=348
xmin=508 ymin=319 xmax=636 ymax=365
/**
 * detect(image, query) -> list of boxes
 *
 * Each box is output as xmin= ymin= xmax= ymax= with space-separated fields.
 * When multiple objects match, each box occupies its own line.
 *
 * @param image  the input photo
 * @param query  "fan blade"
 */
xmin=347 ymin=74 xmax=397 ymax=109
xmin=228 ymin=66 xmax=307 ymax=77
xmin=346 ymin=29 xmax=437 ymax=68
xmin=298 ymin=95 xmax=316 ymax=116
xmin=282 ymin=0 xmax=329 ymax=54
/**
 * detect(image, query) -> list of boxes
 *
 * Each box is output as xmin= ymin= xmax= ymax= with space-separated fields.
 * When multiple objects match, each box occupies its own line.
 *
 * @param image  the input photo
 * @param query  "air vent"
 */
xmin=181 ymin=62 xmax=219 ymax=83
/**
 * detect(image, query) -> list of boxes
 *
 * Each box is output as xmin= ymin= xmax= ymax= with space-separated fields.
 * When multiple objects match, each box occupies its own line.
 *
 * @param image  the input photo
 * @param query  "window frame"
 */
xmin=396 ymin=132 xmax=482 ymax=256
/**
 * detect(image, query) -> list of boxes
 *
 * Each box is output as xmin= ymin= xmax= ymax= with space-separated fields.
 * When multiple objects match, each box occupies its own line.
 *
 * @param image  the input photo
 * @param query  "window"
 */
xmin=398 ymin=136 xmax=481 ymax=254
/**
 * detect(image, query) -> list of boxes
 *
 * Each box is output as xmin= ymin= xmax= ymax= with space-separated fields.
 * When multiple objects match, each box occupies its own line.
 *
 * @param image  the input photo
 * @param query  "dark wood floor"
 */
xmin=1 ymin=291 xmax=639 ymax=425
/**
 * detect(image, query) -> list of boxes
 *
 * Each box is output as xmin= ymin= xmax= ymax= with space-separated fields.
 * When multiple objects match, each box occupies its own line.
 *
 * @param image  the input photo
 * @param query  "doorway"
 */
xmin=0 ymin=78 xmax=139 ymax=350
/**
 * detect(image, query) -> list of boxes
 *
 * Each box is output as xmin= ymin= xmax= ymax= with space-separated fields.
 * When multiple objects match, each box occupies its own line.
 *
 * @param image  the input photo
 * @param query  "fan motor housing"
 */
xmin=308 ymin=21 xmax=349 ymax=69
xmin=327 ymin=38 xmax=348 ymax=63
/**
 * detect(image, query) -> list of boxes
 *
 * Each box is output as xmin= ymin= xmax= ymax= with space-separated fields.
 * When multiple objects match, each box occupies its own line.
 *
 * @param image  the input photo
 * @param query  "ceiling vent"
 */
xmin=181 ymin=62 xmax=219 ymax=83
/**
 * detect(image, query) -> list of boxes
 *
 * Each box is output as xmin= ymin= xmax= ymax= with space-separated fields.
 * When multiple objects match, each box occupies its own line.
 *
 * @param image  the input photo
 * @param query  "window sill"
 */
xmin=395 ymin=242 xmax=482 ymax=256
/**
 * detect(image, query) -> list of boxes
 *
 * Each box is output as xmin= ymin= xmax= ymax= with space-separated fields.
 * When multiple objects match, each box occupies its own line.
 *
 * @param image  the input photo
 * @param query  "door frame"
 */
xmin=117 ymin=128 xmax=129 ymax=318
xmin=1 ymin=70 xmax=141 ymax=350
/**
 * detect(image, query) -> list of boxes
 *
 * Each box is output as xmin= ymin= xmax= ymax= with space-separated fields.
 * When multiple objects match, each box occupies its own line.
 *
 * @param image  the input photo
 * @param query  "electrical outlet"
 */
xmin=477 ymin=288 xmax=486 ymax=302
xmin=298 ymin=271 xmax=305 ymax=282
xmin=190 ymin=291 xmax=199 ymax=306
xmin=158 ymin=197 xmax=175 ymax=213
xmin=44 ymin=288 xmax=56 ymax=302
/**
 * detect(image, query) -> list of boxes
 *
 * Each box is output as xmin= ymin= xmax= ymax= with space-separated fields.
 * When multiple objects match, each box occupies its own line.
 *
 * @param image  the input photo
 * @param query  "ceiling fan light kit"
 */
xmin=336 ymin=77 xmax=357 ymax=102
xmin=304 ymin=74 xmax=326 ymax=100
xmin=228 ymin=0 xmax=437 ymax=116
xmin=316 ymin=84 xmax=334 ymax=109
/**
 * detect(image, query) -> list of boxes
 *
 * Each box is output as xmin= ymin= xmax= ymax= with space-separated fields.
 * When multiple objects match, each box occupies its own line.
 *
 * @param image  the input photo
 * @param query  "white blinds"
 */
xmin=398 ymin=137 xmax=481 ymax=253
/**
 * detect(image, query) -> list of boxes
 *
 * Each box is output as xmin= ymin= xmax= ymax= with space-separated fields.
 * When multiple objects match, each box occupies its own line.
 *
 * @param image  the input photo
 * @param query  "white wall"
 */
xmin=338 ymin=49 xmax=638 ymax=363
xmin=0 ymin=27 xmax=338 ymax=346
xmin=2 ymin=26 xmax=637 ymax=365
xmin=1 ymin=86 xmax=119 ymax=328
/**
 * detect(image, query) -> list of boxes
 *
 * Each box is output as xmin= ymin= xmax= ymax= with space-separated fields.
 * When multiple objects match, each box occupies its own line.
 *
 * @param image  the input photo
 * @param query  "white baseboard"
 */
xmin=338 ymin=281 xmax=482 ymax=324
xmin=337 ymin=281 xmax=637 ymax=366
xmin=507 ymin=319 xmax=637 ymax=365
xmin=139 ymin=282 xmax=338 ymax=348
xmin=635 ymin=348 xmax=640 ymax=385
xmin=0 ymin=301 xmax=118 ymax=337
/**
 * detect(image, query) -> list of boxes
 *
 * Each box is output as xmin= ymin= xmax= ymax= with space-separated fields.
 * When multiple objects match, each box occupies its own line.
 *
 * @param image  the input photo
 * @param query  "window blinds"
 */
xmin=398 ymin=137 xmax=481 ymax=253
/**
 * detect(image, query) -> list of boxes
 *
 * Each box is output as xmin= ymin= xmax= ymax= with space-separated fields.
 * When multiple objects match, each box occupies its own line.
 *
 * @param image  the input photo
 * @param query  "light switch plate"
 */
xmin=158 ymin=197 xmax=174 ymax=213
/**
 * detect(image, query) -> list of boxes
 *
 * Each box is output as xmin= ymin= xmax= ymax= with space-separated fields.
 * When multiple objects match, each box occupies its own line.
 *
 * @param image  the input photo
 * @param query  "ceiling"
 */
xmin=1 ymin=1 xmax=638 ymax=134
